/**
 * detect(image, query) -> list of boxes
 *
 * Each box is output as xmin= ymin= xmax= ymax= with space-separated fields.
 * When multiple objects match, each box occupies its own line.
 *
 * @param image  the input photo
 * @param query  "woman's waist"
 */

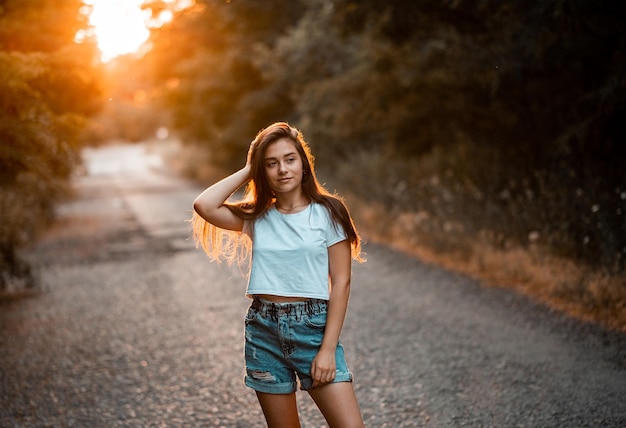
xmin=255 ymin=294 xmax=312 ymax=303
xmin=250 ymin=295 xmax=328 ymax=318
xmin=246 ymin=279 xmax=329 ymax=301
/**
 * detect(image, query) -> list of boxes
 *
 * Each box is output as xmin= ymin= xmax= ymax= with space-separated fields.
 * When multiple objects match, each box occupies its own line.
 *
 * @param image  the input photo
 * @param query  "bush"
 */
xmin=0 ymin=0 xmax=103 ymax=290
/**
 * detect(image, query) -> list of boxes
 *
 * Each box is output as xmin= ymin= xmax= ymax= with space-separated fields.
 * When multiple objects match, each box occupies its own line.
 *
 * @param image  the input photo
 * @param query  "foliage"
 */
xmin=81 ymin=55 xmax=168 ymax=144
xmin=142 ymin=0 xmax=306 ymax=167
xmin=0 ymin=0 xmax=102 ymax=289
xmin=146 ymin=0 xmax=626 ymax=272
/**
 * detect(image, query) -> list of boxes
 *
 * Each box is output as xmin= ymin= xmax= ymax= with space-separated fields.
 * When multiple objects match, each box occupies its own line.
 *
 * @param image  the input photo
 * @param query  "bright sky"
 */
xmin=76 ymin=0 xmax=193 ymax=62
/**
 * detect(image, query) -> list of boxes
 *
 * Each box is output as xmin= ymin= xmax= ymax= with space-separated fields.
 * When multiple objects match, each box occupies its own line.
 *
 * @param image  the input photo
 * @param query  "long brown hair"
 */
xmin=192 ymin=122 xmax=364 ymax=264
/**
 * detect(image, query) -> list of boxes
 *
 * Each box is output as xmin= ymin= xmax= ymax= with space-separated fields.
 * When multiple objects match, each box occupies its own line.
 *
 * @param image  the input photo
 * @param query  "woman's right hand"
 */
xmin=246 ymin=138 xmax=257 ymax=169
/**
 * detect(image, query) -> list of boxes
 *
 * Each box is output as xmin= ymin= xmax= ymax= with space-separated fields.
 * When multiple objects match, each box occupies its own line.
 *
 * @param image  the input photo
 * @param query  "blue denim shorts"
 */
xmin=244 ymin=296 xmax=353 ymax=394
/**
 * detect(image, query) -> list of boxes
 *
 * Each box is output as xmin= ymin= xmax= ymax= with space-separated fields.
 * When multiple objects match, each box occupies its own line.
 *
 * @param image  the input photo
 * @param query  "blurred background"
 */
xmin=1 ymin=0 xmax=624 ymax=329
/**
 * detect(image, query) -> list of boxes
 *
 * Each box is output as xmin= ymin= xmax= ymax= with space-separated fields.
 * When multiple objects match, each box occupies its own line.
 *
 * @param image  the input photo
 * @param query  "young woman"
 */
xmin=192 ymin=122 xmax=365 ymax=427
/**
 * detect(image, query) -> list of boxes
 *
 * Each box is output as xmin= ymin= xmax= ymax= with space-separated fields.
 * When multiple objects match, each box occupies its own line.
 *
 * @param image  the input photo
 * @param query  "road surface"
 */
xmin=1 ymin=142 xmax=625 ymax=427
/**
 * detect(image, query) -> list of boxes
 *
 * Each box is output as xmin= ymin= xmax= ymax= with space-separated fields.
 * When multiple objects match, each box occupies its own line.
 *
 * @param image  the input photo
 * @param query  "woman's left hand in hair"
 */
xmin=311 ymin=348 xmax=337 ymax=388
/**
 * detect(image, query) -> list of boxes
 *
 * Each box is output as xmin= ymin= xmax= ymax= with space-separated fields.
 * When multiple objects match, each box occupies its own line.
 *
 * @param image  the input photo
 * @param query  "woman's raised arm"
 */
xmin=193 ymin=164 xmax=251 ymax=232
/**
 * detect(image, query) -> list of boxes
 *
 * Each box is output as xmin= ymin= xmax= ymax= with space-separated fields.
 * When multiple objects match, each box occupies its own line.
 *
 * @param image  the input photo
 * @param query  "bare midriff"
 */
xmin=256 ymin=294 xmax=313 ymax=303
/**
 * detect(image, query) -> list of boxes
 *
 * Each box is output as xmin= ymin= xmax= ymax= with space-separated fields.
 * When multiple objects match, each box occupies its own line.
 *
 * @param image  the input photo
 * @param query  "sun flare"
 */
xmin=77 ymin=0 xmax=194 ymax=62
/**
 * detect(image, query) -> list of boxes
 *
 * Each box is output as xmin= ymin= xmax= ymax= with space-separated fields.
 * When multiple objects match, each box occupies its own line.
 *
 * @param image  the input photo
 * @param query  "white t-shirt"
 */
xmin=244 ymin=203 xmax=347 ymax=300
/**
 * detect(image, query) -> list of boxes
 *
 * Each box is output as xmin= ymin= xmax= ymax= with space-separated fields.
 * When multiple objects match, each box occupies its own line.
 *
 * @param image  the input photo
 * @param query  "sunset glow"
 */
xmin=76 ymin=0 xmax=194 ymax=62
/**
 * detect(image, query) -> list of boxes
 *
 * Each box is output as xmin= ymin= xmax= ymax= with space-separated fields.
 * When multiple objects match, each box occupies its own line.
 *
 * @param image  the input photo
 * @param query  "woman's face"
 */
xmin=262 ymin=137 xmax=304 ymax=195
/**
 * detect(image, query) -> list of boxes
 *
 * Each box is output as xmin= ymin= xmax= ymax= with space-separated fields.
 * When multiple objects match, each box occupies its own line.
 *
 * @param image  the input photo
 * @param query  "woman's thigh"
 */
xmin=308 ymin=382 xmax=364 ymax=428
xmin=255 ymin=391 xmax=301 ymax=428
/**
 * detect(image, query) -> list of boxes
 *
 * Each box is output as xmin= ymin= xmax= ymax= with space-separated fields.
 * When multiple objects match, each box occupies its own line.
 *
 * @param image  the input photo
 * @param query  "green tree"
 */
xmin=286 ymin=0 xmax=626 ymax=269
xmin=0 ymin=0 xmax=103 ymax=289
xmin=142 ymin=0 xmax=306 ymax=168
xmin=144 ymin=0 xmax=625 ymax=270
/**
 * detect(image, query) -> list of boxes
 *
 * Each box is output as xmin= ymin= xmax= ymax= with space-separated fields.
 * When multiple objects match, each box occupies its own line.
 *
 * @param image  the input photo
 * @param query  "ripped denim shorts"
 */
xmin=244 ymin=296 xmax=353 ymax=394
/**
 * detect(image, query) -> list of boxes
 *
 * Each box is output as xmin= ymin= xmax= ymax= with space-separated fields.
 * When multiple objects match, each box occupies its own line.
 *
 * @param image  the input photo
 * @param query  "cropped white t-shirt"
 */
xmin=244 ymin=203 xmax=347 ymax=300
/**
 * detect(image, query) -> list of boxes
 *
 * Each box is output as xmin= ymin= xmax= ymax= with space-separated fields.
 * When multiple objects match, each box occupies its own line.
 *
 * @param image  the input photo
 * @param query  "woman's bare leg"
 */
xmin=308 ymin=382 xmax=364 ymax=428
xmin=255 ymin=391 xmax=301 ymax=428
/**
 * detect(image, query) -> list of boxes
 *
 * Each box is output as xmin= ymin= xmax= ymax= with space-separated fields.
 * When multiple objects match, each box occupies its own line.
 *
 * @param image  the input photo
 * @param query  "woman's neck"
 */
xmin=275 ymin=194 xmax=310 ymax=213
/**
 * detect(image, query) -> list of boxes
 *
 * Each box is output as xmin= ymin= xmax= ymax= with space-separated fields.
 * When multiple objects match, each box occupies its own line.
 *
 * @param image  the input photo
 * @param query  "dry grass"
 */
xmin=348 ymin=196 xmax=626 ymax=333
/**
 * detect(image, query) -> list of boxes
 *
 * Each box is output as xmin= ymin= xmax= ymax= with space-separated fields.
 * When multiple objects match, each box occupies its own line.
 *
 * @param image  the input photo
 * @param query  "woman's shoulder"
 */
xmin=310 ymin=200 xmax=345 ymax=227
xmin=310 ymin=200 xmax=331 ymax=215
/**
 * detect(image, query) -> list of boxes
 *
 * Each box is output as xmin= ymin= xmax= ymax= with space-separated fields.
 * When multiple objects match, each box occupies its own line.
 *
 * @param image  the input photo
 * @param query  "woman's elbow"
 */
xmin=193 ymin=198 xmax=210 ymax=220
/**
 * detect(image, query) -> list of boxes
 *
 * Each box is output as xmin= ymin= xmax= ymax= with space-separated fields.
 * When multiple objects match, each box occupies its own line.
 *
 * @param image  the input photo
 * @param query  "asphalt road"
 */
xmin=1 ymin=142 xmax=625 ymax=427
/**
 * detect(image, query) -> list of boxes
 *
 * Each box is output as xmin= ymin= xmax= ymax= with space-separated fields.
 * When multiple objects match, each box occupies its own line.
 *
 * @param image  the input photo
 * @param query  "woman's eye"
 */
xmin=267 ymin=161 xmax=277 ymax=167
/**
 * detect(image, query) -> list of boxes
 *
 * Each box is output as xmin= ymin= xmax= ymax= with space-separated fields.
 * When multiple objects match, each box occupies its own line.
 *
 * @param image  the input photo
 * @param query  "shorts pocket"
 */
xmin=303 ymin=311 xmax=327 ymax=329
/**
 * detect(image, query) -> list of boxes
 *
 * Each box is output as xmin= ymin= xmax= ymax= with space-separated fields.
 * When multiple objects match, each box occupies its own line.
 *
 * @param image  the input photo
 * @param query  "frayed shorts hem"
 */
xmin=244 ymin=377 xmax=298 ymax=394
xmin=244 ymin=371 xmax=353 ymax=394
